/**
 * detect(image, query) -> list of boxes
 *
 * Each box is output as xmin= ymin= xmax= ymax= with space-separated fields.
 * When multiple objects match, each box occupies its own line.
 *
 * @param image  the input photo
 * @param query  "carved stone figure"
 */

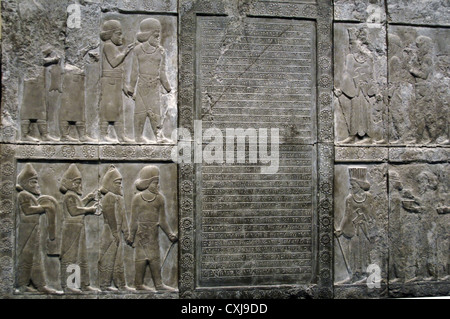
xmin=335 ymin=167 xmax=374 ymax=283
xmin=59 ymin=164 xmax=99 ymax=293
xmin=20 ymin=72 xmax=56 ymax=142
xmin=98 ymin=165 xmax=133 ymax=291
xmin=60 ymin=65 xmax=94 ymax=142
xmin=99 ymin=20 xmax=135 ymax=143
xmin=335 ymin=28 xmax=377 ymax=144
xmin=401 ymin=170 xmax=439 ymax=281
xmin=388 ymin=33 xmax=415 ymax=144
xmin=15 ymin=164 xmax=59 ymax=294
xmin=125 ymin=18 xmax=172 ymax=144
xmin=126 ymin=165 xmax=177 ymax=291
xmin=388 ymin=170 xmax=416 ymax=282
xmin=409 ymin=36 xmax=436 ymax=144
xmin=42 ymin=45 xmax=63 ymax=93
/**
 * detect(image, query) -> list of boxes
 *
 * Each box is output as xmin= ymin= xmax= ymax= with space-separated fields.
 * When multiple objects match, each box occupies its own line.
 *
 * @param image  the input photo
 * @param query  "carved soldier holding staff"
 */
xmin=335 ymin=167 xmax=373 ymax=284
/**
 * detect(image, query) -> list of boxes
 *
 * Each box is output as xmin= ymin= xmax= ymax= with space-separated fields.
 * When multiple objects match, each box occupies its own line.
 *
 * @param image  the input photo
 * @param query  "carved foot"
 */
xmin=340 ymin=136 xmax=356 ymax=144
xmin=82 ymin=285 xmax=101 ymax=292
xmin=357 ymin=137 xmax=372 ymax=144
xmin=40 ymin=134 xmax=59 ymax=142
xmin=79 ymin=135 xmax=96 ymax=143
xmin=118 ymin=137 xmax=134 ymax=144
xmin=135 ymin=136 xmax=150 ymax=144
xmin=101 ymin=286 xmax=119 ymax=292
xmin=21 ymin=135 xmax=40 ymax=142
xmin=405 ymin=276 xmax=421 ymax=283
xmin=38 ymin=286 xmax=63 ymax=295
xmin=135 ymin=285 xmax=156 ymax=292
xmin=375 ymin=138 xmax=387 ymax=145
xmin=119 ymin=285 xmax=136 ymax=292
xmin=336 ymin=278 xmax=352 ymax=285
xmin=100 ymin=136 xmax=116 ymax=143
xmin=155 ymin=284 xmax=177 ymax=292
xmin=60 ymin=135 xmax=79 ymax=142
xmin=64 ymin=287 xmax=82 ymax=294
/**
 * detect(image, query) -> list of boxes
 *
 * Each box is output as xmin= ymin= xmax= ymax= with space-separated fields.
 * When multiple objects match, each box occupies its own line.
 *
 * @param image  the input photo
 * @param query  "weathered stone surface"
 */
xmin=334 ymin=165 xmax=388 ymax=293
xmin=388 ymin=26 xmax=449 ymax=145
xmin=1 ymin=0 xmax=449 ymax=300
xmin=387 ymin=0 xmax=450 ymax=26
xmin=388 ymin=164 xmax=449 ymax=291
xmin=334 ymin=22 xmax=388 ymax=145
xmin=335 ymin=0 xmax=386 ymax=24
xmin=11 ymin=161 xmax=178 ymax=294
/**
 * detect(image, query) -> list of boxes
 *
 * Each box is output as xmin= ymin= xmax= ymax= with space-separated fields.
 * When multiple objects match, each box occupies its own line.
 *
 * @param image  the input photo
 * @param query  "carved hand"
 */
xmin=334 ymin=88 xmax=342 ymax=97
xmin=86 ymin=203 xmax=98 ymax=214
xmin=39 ymin=203 xmax=52 ymax=211
xmin=334 ymin=229 xmax=343 ymax=237
xmin=124 ymin=84 xmax=135 ymax=98
xmin=126 ymin=43 xmax=135 ymax=55
xmin=168 ymin=233 xmax=178 ymax=243
xmin=94 ymin=209 xmax=102 ymax=216
xmin=86 ymin=192 xmax=97 ymax=202
xmin=126 ymin=237 xmax=134 ymax=247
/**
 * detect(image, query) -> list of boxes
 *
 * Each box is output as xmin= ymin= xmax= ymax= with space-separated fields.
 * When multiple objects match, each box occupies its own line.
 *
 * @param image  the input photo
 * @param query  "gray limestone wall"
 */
xmin=0 ymin=0 xmax=448 ymax=299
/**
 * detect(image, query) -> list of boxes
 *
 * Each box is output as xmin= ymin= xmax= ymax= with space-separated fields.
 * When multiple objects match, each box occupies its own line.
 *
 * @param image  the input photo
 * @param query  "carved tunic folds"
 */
xmin=16 ymin=191 xmax=46 ymax=287
xmin=60 ymin=71 xmax=86 ymax=122
xmin=342 ymin=53 xmax=374 ymax=137
xmin=98 ymin=193 xmax=129 ymax=288
xmin=100 ymin=43 xmax=125 ymax=122
xmin=129 ymin=44 xmax=169 ymax=117
xmin=340 ymin=192 xmax=373 ymax=275
xmin=129 ymin=192 xmax=165 ymax=262
xmin=20 ymin=75 xmax=46 ymax=121
xmin=60 ymin=191 xmax=89 ymax=284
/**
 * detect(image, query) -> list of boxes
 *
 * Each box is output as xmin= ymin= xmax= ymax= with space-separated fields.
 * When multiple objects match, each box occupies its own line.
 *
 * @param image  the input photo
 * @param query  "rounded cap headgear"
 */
xmin=135 ymin=165 xmax=160 ymax=191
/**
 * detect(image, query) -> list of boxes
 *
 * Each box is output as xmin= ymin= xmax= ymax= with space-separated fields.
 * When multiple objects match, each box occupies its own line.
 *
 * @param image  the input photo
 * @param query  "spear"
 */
xmin=334 ymin=230 xmax=351 ymax=277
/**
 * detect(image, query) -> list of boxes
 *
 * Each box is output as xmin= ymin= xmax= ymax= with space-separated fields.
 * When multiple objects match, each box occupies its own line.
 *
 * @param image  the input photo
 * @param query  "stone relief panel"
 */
xmin=388 ymin=26 xmax=449 ymax=145
xmin=178 ymin=0 xmax=334 ymax=299
xmin=387 ymin=0 xmax=450 ymax=26
xmin=106 ymin=0 xmax=177 ymax=13
xmin=388 ymin=164 xmax=449 ymax=286
xmin=196 ymin=15 xmax=318 ymax=288
xmin=1 ymin=0 xmax=70 ymax=143
xmin=334 ymin=0 xmax=386 ymax=24
xmin=3 ymin=0 xmax=448 ymax=301
xmin=2 ymin=2 xmax=177 ymax=144
xmin=334 ymin=23 xmax=388 ymax=145
xmin=334 ymin=165 xmax=388 ymax=289
xmin=100 ymin=14 xmax=178 ymax=144
xmin=8 ymin=161 xmax=178 ymax=296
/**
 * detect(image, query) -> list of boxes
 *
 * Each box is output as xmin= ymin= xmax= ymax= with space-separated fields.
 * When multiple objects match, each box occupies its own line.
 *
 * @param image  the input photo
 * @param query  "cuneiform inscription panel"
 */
xmin=199 ymin=145 xmax=315 ymax=286
xmin=198 ymin=16 xmax=316 ymax=144
xmin=196 ymin=16 xmax=317 ymax=287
